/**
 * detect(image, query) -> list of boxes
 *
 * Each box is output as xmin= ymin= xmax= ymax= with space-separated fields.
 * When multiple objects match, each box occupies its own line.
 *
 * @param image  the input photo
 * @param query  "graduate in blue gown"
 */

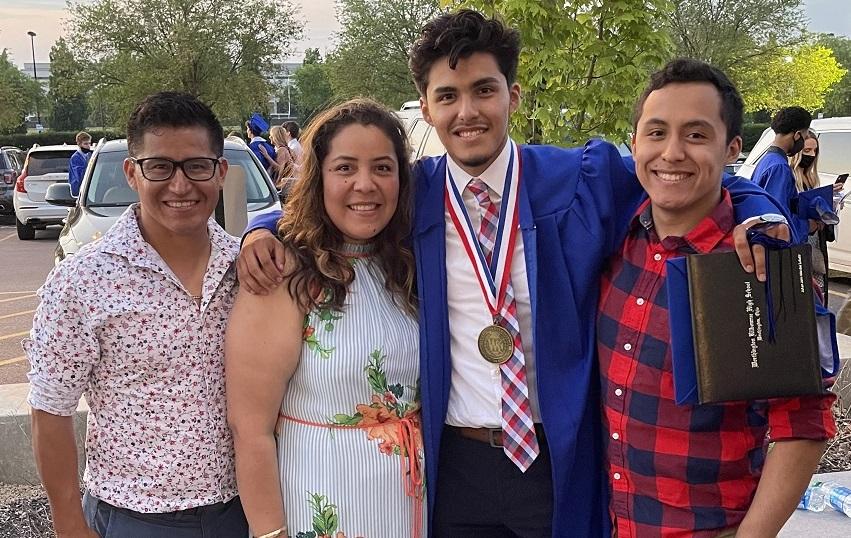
xmin=245 ymin=113 xmax=277 ymax=171
xmin=751 ymin=106 xmax=813 ymax=242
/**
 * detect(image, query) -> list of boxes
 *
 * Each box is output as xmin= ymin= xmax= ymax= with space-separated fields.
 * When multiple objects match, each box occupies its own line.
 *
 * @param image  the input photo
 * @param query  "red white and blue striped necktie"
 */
xmin=466 ymin=177 xmax=540 ymax=471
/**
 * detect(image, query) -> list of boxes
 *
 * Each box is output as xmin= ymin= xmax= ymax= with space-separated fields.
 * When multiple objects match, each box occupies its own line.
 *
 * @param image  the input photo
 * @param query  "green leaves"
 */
xmin=64 ymin=0 xmax=304 ymax=126
xmin=452 ymin=0 xmax=672 ymax=144
xmin=307 ymin=492 xmax=339 ymax=535
xmin=0 ymin=50 xmax=43 ymax=134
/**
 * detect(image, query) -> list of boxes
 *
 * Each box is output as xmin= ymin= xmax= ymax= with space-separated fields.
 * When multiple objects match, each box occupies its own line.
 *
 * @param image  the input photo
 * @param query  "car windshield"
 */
xmin=84 ymin=148 xmax=277 ymax=207
xmin=27 ymin=150 xmax=75 ymax=175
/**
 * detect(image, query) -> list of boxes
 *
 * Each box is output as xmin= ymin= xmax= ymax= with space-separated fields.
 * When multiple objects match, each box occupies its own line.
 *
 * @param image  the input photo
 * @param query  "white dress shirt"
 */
xmin=444 ymin=138 xmax=541 ymax=427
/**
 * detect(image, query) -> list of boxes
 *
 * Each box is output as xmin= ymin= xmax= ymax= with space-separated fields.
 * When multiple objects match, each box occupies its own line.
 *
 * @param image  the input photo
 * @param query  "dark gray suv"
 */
xmin=0 ymin=146 xmax=24 ymax=216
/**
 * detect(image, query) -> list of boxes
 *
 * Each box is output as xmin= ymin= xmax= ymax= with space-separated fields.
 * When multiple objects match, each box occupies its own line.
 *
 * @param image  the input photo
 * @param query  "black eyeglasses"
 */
xmin=129 ymin=157 xmax=221 ymax=182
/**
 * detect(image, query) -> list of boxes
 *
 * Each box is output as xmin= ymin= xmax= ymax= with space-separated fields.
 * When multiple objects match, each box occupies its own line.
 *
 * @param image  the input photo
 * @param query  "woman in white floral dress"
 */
xmin=226 ymin=99 xmax=423 ymax=538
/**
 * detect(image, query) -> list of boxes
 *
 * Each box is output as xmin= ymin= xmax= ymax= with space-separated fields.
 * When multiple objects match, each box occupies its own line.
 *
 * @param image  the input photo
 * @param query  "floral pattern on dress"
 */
xmin=331 ymin=349 xmax=421 ymax=457
xmin=292 ymin=492 xmax=365 ymax=538
xmin=303 ymin=290 xmax=342 ymax=359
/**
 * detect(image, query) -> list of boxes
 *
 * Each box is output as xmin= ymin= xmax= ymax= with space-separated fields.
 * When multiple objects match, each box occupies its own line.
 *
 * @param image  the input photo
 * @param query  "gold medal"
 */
xmin=478 ymin=325 xmax=514 ymax=364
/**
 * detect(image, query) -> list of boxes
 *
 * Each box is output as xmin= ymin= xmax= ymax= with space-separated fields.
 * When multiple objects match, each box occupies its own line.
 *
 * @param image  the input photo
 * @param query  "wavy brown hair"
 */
xmin=277 ymin=98 xmax=417 ymax=316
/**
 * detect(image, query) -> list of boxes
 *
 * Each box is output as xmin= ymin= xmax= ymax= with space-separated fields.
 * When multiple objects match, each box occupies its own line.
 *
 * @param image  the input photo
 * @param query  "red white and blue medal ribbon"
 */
xmin=444 ymin=141 xmax=522 ymax=317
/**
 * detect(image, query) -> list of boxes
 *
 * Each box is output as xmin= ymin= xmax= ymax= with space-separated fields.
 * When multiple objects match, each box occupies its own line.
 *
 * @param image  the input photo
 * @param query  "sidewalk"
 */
xmin=780 ymin=470 xmax=851 ymax=536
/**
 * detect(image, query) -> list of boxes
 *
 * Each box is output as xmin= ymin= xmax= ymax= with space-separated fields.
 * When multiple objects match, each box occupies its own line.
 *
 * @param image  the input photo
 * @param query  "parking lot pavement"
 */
xmin=0 ymin=218 xmax=59 ymax=385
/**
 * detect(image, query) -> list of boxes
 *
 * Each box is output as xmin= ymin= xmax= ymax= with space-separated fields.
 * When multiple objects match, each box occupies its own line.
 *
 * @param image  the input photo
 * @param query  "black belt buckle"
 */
xmin=487 ymin=428 xmax=502 ymax=448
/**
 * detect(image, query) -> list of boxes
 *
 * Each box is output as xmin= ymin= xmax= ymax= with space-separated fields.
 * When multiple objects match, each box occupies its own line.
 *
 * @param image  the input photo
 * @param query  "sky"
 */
xmin=0 ymin=0 xmax=849 ymax=68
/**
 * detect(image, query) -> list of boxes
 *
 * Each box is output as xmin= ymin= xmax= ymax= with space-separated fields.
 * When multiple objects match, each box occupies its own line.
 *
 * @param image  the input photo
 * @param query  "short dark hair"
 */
xmin=771 ymin=106 xmax=812 ymax=135
xmin=409 ymin=9 xmax=520 ymax=96
xmin=283 ymin=121 xmax=300 ymax=139
xmin=126 ymin=92 xmax=223 ymax=157
xmin=633 ymin=58 xmax=744 ymax=143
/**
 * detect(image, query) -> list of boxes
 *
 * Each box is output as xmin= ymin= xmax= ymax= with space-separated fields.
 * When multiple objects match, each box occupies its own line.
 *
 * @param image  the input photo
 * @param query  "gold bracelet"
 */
xmin=254 ymin=527 xmax=286 ymax=538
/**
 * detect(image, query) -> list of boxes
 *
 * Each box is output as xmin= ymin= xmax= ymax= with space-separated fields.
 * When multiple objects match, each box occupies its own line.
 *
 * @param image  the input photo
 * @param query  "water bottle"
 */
xmin=821 ymin=481 xmax=851 ymax=517
xmin=798 ymin=481 xmax=827 ymax=512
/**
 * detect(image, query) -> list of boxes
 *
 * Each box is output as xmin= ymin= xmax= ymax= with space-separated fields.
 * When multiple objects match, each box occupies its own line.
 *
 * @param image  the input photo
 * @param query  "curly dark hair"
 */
xmin=771 ymin=106 xmax=812 ymax=135
xmin=409 ymin=9 xmax=520 ymax=96
xmin=126 ymin=92 xmax=223 ymax=157
xmin=633 ymin=58 xmax=744 ymax=144
xmin=277 ymin=98 xmax=417 ymax=316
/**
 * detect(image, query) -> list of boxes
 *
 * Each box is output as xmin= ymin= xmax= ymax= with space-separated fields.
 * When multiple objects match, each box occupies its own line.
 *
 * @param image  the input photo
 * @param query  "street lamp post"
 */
xmin=27 ymin=31 xmax=40 ymax=125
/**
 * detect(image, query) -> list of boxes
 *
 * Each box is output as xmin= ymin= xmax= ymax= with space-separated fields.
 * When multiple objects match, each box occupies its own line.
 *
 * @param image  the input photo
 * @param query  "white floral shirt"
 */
xmin=25 ymin=205 xmax=240 ymax=513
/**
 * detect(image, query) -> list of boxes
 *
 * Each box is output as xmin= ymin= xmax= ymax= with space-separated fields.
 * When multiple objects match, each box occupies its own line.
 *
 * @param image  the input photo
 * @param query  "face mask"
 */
xmin=81 ymin=147 xmax=92 ymax=154
xmin=788 ymin=134 xmax=805 ymax=156
xmin=798 ymin=154 xmax=815 ymax=168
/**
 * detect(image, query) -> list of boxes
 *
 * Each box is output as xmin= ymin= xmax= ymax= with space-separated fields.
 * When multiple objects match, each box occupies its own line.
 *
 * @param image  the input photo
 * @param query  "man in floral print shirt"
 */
xmin=24 ymin=92 xmax=248 ymax=537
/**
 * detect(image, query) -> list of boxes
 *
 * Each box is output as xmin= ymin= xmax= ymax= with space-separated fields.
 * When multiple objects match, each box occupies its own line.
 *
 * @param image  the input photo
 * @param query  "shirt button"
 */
xmin=636 ymin=297 xmax=645 ymax=306
xmin=653 ymin=253 xmax=662 ymax=261
xmin=623 ymin=343 xmax=632 ymax=351
xmin=613 ymin=472 xmax=622 ymax=480
xmin=615 ymin=388 xmax=623 ymax=397
xmin=612 ymin=432 xmax=620 ymax=440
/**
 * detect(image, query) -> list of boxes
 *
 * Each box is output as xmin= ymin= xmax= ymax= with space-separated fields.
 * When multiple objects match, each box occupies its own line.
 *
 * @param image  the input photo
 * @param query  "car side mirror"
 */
xmin=45 ymin=183 xmax=77 ymax=207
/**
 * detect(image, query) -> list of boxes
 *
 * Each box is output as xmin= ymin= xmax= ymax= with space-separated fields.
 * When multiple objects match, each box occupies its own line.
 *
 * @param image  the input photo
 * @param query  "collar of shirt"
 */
xmin=630 ymin=189 xmax=735 ymax=254
xmin=250 ymin=136 xmax=267 ymax=144
xmin=766 ymin=145 xmax=788 ymax=158
xmin=99 ymin=204 xmax=238 ymax=294
xmin=447 ymin=137 xmax=513 ymax=196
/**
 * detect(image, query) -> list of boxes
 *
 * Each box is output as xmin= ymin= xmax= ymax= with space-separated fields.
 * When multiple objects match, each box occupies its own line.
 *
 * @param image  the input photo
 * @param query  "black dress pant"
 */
xmin=432 ymin=425 xmax=553 ymax=538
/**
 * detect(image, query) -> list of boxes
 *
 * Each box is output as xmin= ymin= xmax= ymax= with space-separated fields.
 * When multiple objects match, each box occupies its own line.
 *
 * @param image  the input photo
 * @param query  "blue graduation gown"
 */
xmin=752 ymin=147 xmax=807 ymax=241
xmin=248 ymin=139 xmax=277 ymax=170
xmin=68 ymin=149 xmax=90 ymax=197
xmin=245 ymin=140 xmax=788 ymax=537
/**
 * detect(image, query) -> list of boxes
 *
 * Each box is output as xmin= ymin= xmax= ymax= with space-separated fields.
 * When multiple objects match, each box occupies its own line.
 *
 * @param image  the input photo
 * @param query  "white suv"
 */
xmin=13 ymin=144 xmax=78 ymax=239
xmin=738 ymin=117 xmax=851 ymax=273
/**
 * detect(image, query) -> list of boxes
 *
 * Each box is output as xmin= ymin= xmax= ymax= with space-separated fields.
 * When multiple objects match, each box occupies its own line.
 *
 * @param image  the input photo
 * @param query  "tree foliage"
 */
xmin=664 ymin=0 xmax=812 ymax=111
xmin=450 ymin=0 xmax=672 ymax=145
xmin=292 ymin=48 xmax=334 ymax=126
xmin=742 ymin=44 xmax=846 ymax=114
xmin=48 ymin=38 xmax=89 ymax=131
xmin=0 ymin=49 xmax=43 ymax=134
xmin=326 ymin=0 xmax=442 ymax=108
xmin=66 ymin=0 xmax=302 ymax=127
xmin=818 ymin=33 xmax=851 ymax=117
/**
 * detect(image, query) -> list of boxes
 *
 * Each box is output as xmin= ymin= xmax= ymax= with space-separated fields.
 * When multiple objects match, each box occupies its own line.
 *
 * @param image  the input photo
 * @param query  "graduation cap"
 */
xmin=247 ymin=113 xmax=270 ymax=135
xmin=796 ymin=184 xmax=839 ymax=225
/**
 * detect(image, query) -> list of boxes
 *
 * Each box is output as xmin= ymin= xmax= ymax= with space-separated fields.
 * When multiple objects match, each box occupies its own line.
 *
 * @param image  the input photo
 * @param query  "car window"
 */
xmin=26 ymin=150 xmax=75 ymax=175
xmin=0 ymin=152 xmax=7 ymax=169
xmin=421 ymin=127 xmax=446 ymax=158
xmin=815 ymin=132 xmax=851 ymax=175
xmin=7 ymin=150 xmax=23 ymax=171
xmin=84 ymin=148 xmax=276 ymax=207
xmin=408 ymin=119 xmax=430 ymax=159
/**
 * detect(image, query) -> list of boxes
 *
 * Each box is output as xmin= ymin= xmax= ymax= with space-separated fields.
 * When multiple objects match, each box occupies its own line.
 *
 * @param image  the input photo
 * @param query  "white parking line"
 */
xmin=0 ymin=294 xmax=37 ymax=304
xmin=0 ymin=356 xmax=26 ymax=367
xmin=0 ymin=234 xmax=15 ymax=243
xmin=0 ymin=330 xmax=29 ymax=342
xmin=0 ymin=291 xmax=37 ymax=295
xmin=0 ymin=309 xmax=35 ymax=321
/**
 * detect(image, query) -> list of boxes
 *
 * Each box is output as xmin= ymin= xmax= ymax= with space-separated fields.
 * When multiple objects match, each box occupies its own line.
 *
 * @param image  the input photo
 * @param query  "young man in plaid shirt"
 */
xmin=597 ymin=59 xmax=836 ymax=538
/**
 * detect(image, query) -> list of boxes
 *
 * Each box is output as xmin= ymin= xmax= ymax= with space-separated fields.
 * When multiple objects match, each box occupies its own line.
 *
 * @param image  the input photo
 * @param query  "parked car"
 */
xmin=0 ymin=146 xmax=25 ymax=216
xmin=13 ymin=144 xmax=78 ymax=239
xmin=46 ymin=138 xmax=281 ymax=264
xmin=738 ymin=117 xmax=851 ymax=272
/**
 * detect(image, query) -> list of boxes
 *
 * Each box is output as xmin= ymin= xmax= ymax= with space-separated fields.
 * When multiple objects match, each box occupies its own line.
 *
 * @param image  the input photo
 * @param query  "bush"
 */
xmin=742 ymin=123 xmax=770 ymax=153
xmin=0 ymin=130 xmax=123 ymax=150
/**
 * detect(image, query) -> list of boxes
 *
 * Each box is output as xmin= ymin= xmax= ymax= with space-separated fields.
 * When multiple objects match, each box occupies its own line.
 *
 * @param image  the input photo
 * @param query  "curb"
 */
xmin=0 ymin=383 xmax=87 ymax=485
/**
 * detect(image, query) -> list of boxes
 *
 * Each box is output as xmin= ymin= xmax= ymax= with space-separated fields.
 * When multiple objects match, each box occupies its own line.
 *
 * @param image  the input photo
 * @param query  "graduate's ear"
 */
xmin=726 ymin=135 xmax=743 ymax=165
xmin=421 ymin=96 xmax=434 ymax=127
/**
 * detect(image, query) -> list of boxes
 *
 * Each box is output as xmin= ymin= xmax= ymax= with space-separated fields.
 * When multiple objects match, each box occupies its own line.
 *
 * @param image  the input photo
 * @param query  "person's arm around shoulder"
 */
xmin=226 ymin=262 xmax=304 ymax=537
xmin=27 ymin=263 xmax=99 ymax=538
xmin=736 ymin=393 xmax=835 ymax=537
xmin=238 ymin=212 xmax=286 ymax=295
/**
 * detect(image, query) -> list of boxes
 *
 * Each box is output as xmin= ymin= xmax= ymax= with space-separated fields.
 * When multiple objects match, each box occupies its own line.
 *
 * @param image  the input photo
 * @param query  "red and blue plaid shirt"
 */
xmin=597 ymin=190 xmax=836 ymax=537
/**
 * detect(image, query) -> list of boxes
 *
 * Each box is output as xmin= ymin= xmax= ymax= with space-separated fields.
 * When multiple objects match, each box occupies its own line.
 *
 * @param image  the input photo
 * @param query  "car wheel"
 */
xmin=16 ymin=218 xmax=35 ymax=240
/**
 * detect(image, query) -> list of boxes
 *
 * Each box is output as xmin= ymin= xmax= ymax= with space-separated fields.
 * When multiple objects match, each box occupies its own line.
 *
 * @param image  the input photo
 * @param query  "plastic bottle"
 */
xmin=821 ymin=481 xmax=851 ymax=517
xmin=798 ymin=482 xmax=827 ymax=512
